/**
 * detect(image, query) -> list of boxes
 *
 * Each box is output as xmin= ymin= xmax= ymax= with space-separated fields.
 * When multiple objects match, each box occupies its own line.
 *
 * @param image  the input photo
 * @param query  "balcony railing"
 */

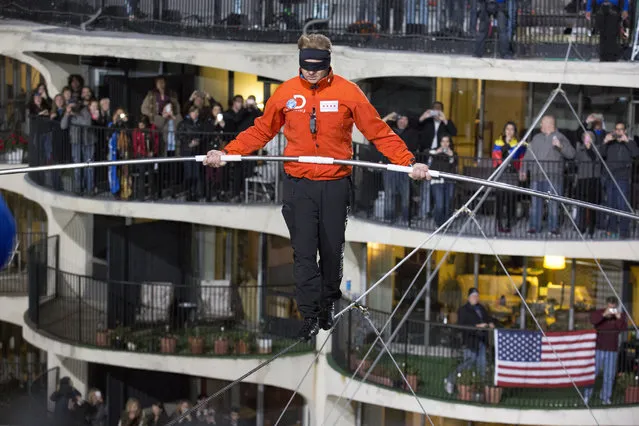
xmin=331 ymin=300 xmax=639 ymax=408
xmin=24 ymin=118 xmax=639 ymax=241
xmin=26 ymin=237 xmax=313 ymax=357
xmin=0 ymin=0 xmax=630 ymax=61
xmin=0 ymin=232 xmax=48 ymax=295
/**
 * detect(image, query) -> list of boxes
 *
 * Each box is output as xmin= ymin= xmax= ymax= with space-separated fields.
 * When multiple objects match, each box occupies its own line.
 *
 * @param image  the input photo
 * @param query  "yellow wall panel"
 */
xmin=198 ymin=67 xmax=229 ymax=107
xmin=483 ymin=80 xmax=527 ymax=156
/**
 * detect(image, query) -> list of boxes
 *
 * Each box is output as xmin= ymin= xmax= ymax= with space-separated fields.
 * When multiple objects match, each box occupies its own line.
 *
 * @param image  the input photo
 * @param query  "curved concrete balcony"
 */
xmin=4 ymin=121 xmax=639 ymax=260
xmin=326 ymin=301 xmax=639 ymax=425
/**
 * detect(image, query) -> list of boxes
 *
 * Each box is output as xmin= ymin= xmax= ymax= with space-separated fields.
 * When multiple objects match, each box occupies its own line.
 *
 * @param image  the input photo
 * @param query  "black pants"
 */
xmin=576 ymin=177 xmax=600 ymax=235
xmin=495 ymin=190 xmax=515 ymax=229
xmin=597 ymin=3 xmax=621 ymax=62
xmin=282 ymin=175 xmax=351 ymax=318
xmin=475 ymin=2 xmax=511 ymax=58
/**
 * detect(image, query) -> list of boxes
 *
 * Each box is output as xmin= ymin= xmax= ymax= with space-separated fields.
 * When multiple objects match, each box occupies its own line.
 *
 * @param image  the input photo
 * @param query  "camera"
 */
xmin=217 ymin=113 xmax=224 ymax=121
xmin=609 ymin=308 xmax=618 ymax=314
xmin=120 ymin=112 xmax=127 ymax=120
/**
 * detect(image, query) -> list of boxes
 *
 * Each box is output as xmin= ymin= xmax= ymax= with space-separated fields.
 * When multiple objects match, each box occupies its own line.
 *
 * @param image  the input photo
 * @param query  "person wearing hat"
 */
xmin=444 ymin=287 xmax=494 ymax=394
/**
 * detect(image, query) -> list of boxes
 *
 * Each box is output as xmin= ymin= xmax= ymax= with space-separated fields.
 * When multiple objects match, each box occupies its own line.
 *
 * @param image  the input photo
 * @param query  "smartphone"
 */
xmin=217 ymin=113 xmax=224 ymax=121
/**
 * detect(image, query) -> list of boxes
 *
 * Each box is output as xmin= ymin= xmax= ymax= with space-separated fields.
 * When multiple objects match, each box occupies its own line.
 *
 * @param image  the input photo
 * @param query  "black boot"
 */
xmin=318 ymin=302 xmax=335 ymax=331
xmin=297 ymin=317 xmax=319 ymax=341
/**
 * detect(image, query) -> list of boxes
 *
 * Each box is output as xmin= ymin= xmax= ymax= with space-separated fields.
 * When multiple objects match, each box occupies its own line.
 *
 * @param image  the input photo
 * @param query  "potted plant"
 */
xmin=188 ymin=327 xmax=204 ymax=355
xmin=484 ymin=368 xmax=502 ymax=404
xmin=402 ymin=362 xmax=419 ymax=391
xmin=160 ymin=325 xmax=177 ymax=354
xmin=457 ymin=369 xmax=480 ymax=401
xmin=96 ymin=323 xmax=110 ymax=347
xmin=618 ymin=372 xmax=639 ymax=403
xmin=213 ymin=327 xmax=229 ymax=355
xmin=350 ymin=344 xmax=374 ymax=373
xmin=234 ymin=331 xmax=251 ymax=355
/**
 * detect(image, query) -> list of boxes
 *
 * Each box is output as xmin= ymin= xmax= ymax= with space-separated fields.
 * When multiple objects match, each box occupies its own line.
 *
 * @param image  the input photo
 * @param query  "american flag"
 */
xmin=494 ymin=329 xmax=596 ymax=388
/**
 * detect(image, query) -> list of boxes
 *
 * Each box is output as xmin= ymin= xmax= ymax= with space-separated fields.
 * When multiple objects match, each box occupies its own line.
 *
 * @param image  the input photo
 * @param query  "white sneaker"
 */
xmin=602 ymin=399 xmax=611 ymax=405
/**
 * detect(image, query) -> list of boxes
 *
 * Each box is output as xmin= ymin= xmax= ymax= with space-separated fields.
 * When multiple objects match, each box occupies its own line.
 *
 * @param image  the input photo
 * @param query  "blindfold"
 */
xmin=299 ymin=48 xmax=331 ymax=71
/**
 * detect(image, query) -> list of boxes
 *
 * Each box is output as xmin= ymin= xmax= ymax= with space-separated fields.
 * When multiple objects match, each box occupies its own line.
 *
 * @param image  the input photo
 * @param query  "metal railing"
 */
xmin=26 ymin=237 xmax=313 ymax=356
xmin=0 ymin=232 xmax=47 ymax=295
xmin=0 ymin=365 xmax=58 ymax=426
xmin=25 ymin=117 xmax=639 ymax=241
xmin=331 ymin=300 xmax=639 ymax=408
xmin=1 ymin=0 xmax=634 ymax=60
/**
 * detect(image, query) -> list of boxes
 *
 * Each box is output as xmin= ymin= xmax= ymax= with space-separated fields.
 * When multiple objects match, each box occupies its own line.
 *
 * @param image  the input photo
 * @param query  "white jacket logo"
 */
xmin=286 ymin=95 xmax=307 ymax=110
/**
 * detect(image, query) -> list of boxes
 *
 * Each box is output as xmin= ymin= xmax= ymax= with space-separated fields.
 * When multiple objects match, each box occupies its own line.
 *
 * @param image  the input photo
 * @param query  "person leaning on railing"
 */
xmin=179 ymin=106 xmax=206 ymax=202
xmin=519 ymin=115 xmax=575 ymax=235
xmin=584 ymin=296 xmax=627 ymax=405
xmin=492 ymin=121 xmax=524 ymax=233
xmin=132 ymin=116 xmax=160 ymax=200
xmin=444 ymin=287 xmax=495 ymax=395
xmin=574 ymin=130 xmax=601 ymax=237
xmin=60 ymin=100 xmax=97 ymax=195
xmin=585 ymin=0 xmax=630 ymax=62
xmin=600 ymin=121 xmax=638 ymax=239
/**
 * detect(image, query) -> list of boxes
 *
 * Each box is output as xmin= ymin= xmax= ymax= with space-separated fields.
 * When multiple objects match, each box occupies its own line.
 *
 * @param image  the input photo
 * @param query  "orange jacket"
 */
xmin=223 ymin=70 xmax=415 ymax=180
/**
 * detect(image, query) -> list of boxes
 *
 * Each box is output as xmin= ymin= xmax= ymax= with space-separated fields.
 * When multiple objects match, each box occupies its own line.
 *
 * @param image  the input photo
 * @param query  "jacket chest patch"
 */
xmin=319 ymin=100 xmax=339 ymax=112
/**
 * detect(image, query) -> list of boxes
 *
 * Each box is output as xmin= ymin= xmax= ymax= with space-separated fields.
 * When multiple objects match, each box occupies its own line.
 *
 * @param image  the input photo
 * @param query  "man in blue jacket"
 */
xmin=474 ymin=0 xmax=512 ymax=59
xmin=586 ymin=0 xmax=630 ymax=62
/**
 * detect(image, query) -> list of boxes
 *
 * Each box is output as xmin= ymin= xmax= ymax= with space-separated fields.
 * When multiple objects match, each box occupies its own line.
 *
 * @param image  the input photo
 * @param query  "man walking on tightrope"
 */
xmin=203 ymin=34 xmax=431 ymax=340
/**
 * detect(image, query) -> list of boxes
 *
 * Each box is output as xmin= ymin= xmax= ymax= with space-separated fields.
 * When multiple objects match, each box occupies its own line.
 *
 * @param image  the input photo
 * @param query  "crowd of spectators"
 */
xmin=49 ymin=377 xmax=249 ymax=426
xmin=28 ymin=74 xmax=264 ymax=202
xmin=25 ymin=73 xmax=639 ymax=238
xmin=377 ymin=103 xmax=638 ymax=238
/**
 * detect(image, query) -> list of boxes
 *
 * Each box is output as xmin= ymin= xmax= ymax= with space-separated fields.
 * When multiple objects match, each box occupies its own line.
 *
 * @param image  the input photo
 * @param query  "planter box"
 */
xmin=404 ymin=374 xmax=418 ymax=391
xmin=625 ymin=386 xmax=639 ymax=403
xmin=484 ymin=386 xmax=503 ymax=404
xmin=235 ymin=340 xmax=250 ymax=355
xmin=189 ymin=336 xmax=204 ymax=355
xmin=368 ymin=374 xmax=393 ymax=387
xmin=160 ymin=337 xmax=177 ymax=353
xmin=214 ymin=339 xmax=229 ymax=355
xmin=96 ymin=331 xmax=110 ymax=347
xmin=458 ymin=385 xmax=475 ymax=401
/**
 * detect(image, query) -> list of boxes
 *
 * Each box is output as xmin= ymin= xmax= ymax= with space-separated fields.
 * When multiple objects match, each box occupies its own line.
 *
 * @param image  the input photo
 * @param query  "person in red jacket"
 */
xmin=204 ymin=34 xmax=430 ymax=340
xmin=584 ymin=296 xmax=627 ymax=405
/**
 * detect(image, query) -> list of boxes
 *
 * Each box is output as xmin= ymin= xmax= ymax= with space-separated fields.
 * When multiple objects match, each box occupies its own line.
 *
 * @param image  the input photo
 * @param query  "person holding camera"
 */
xmin=601 ymin=121 xmax=638 ymax=239
xmin=428 ymin=135 xmax=457 ymax=227
xmin=474 ymin=0 xmax=513 ymax=59
xmin=584 ymin=296 xmax=627 ymax=404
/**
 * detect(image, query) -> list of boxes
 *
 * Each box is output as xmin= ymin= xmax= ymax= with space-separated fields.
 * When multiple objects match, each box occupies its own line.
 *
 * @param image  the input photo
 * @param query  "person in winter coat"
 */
xmin=575 ymin=130 xmax=601 ymax=237
xmin=445 ymin=288 xmax=495 ymax=394
xmin=61 ymin=101 xmax=93 ymax=194
xmin=179 ymin=106 xmax=205 ymax=201
xmin=49 ymin=376 xmax=81 ymax=426
xmin=203 ymin=34 xmax=430 ymax=340
xmin=519 ymin=115 xmax=575 ymax=234
xmin=119 ymin=398 xmax=147 ymax=426
xmin=428 ymin=135 xmax=457 ymax=227
xmin=492 ymin=121 xmax=525 ymax=232
xmin=600 ymin=121 xmax=638 ymax=239
xmin=584 ymin=296 xmax=627 ymax=404
xmin=85 ymin=388 xmax=107 ymax=426
xmin=146 ymin=401 xmax=169 ymax=426
xmin=132 ymin=116 xmax=160 ymax=199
